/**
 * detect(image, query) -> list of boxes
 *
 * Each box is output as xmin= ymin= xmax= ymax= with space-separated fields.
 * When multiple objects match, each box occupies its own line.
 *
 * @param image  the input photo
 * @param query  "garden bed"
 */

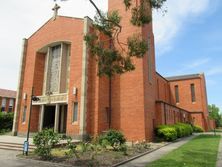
xmin=19 ymin=141 xmax=167 ymax=167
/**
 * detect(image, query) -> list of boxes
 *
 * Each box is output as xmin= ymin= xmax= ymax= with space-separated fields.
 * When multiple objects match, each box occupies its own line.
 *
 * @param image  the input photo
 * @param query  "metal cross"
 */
xmin=52 ymin=3 xmax=61 ymax=20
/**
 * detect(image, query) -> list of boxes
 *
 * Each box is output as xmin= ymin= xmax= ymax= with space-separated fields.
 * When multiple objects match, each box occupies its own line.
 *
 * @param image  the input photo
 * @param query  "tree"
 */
xmin=86 ymin=0 xmax=166 ymax=128
xmin=208 ymin=104 xmax=222 ymax=127
xmin=63 ymin=0 xmax=167 ymax=128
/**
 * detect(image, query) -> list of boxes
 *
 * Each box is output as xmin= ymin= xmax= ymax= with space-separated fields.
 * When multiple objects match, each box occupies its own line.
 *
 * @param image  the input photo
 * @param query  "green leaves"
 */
xmin=33 ymin=129 xmax=61 ymax=159
xmin=93 ymin=10 xmax=121 ymax=37
xmin=208 ymin=104 xmax=222 ymax=127
xmin=127 ymin=34 xmax=148 ymax=58
xmin=84 ymin=0 xmax=166 ymax=79
xmin=123 ymin=0 xmax=132 ymax=10
xmin=150 ymin=0 xmax=167 ymax=9
xmin=131 ymin=4 xmax=152 ymax=26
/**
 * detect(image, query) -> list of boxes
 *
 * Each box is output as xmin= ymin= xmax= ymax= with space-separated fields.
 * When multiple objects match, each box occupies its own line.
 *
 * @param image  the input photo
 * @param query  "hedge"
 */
xmin=155 ymin=123 xmax=193 ymax=141
xmin=0 ymin=112 xmax=14 ymax=133
xmin=193 ymin=125 xmax=204 ymax=133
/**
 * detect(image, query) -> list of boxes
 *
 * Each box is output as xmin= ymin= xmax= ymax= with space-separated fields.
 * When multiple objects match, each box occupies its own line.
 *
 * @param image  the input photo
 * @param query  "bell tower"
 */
xmin=108 ymin=0 xmax=157 ymax=141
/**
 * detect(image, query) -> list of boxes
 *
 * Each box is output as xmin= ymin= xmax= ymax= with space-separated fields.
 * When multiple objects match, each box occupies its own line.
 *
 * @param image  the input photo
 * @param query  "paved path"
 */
xmin=0 ymin=135 xmax=34 ymax=144
xmin=0 ymin=149 xmax=71 ymax=167
xmin=119 ymin=134 xmax=198 ymax=167
xmin=0 ymin=135 xmax=79 ymax=145
xmin=216 ymin=132 xmax=222 ymax=167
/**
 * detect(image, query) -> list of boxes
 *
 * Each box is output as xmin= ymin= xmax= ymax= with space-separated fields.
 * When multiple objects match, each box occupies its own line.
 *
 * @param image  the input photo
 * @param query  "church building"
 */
xmin=12 ymin=0 xmax=213 ymax=141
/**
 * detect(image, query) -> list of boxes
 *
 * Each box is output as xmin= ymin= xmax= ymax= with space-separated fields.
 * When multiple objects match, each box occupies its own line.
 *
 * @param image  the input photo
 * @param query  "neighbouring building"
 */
xmin=12 ymin=1 xmax=213 ymax=141
xmin=0 ymin=88 xmax=16 ymax=112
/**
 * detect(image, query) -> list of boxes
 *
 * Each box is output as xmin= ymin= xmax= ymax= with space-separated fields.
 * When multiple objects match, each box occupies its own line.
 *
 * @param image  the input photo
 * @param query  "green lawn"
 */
xmin=148 ymin=135 xmax=221 ymax=167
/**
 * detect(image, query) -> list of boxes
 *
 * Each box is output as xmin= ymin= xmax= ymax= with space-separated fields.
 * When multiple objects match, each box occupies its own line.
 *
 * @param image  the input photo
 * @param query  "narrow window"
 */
xmin=8 ymin=99 xmax=14 ymax=112
xmin=148 ymin=35 xmax=152 ymax=83
xmin=72 ymin=102 xmax=78 ymax=123
xmin=1 ymin=98 xmax=6 ymax=112
xmin=175 ymin=85 xmax=179 ymax=103
xmin=22 ymin=106 xmax=27 ymax=123
xmin=191 ymin=84 xmax=196 ymax=102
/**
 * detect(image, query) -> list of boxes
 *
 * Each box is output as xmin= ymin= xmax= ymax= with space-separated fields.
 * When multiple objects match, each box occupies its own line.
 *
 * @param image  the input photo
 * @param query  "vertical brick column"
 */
xmin=12 ymin=38 xmax=28 ymax=136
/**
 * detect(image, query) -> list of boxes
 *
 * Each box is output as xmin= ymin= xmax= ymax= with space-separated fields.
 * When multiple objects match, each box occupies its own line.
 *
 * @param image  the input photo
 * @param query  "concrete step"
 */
xmin=0 ymin=142 xmax=36 ymax=152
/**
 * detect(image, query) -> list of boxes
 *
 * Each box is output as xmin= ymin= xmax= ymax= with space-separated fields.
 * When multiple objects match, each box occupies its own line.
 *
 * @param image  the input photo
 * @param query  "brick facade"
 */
xmin=0 ymin=89 xmax=16 ymax=112
xmin=12 ymin=1 xmax=213 ymax=141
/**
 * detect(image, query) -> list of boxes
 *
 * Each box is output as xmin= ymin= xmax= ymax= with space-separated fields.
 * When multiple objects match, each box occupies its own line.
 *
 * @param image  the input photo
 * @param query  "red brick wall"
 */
xmin=156 ymin=73 xmax=171 ymax=103
xmin=190 ymin=113 xmax=204 ymax=129
xmin=108 ymin=0 xmax=156 ymax=141
xmin=30 ymin=106 xmax=40 ymax=132
xmin=33 ymin=53 xmax=45 ymax=96
xmin=169 ymin=77 xmax=206 ymax=112
xmin=168 ymin=75 xmax=209 ymax=130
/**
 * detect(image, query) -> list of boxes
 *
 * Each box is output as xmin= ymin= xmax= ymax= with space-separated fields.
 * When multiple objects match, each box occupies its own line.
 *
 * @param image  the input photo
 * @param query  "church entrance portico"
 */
xmin=39 ymin=104 xmax=67 ymax=134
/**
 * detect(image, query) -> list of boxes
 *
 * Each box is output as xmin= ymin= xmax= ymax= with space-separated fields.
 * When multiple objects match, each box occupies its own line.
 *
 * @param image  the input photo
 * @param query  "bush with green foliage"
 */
xmin=156 ymin=123 xmax=193 ymax=141
xmin=0 ymin=112 xmax=14 ymax=133
xmin=33 ymin=129 xmax=61 ymax=159
xmin=156 ymin=125 xmax=177 ymax=141
xmin=193 ymin=125 xmax=204 ymax=133
xmin=64 ymin=136 xmax=78 ymax=158
xmin=98 ymin=129 xmax=126 ymax=151
xmin=175 ymin=123 xmax=193 ymax=137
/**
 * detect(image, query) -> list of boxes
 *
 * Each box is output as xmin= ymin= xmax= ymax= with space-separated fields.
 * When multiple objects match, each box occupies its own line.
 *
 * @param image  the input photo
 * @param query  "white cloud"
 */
xmin=153 ymin=0 xmax=210 ymax=56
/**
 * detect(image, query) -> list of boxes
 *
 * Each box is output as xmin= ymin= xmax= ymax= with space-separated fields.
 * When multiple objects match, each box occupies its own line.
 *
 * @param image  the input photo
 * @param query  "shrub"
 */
xmin=172 ymin=124 xmax=184 ymax=138
xmin=156 ymin=125 xmax=177 ymax=141
xmin=193 ymin=125 xmax=204 ymax=133
xmin=176 ymin=123 xmax=193 ymax=137
xmin=0 ymin=112 xmax=14 ymax=133
xmin=156 ymin=123 xmax=193 ymax=141
xmin=99 ymin=129 xmax=126 ymax=151
xmin=33 ymin=129 xmax=61 ymax=159
xmin=64 ymin=136 xmax=78 ymax=158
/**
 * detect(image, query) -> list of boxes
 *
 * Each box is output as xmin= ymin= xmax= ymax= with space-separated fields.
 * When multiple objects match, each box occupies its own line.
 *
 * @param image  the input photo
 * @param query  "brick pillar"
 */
xmin=12 ymin=38 xmax=28 ymax=136
xmin=79 ymin=16 xmax=92 ymax=139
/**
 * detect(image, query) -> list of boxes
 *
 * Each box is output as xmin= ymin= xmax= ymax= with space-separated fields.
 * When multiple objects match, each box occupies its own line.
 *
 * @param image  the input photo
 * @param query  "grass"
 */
xmin=148 ymin=135 xmax=221 ymax=167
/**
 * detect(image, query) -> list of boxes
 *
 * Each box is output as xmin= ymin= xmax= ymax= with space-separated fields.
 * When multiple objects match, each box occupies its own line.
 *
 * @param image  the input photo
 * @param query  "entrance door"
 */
xmin=43 ymin=105 xmax=55 ymax=129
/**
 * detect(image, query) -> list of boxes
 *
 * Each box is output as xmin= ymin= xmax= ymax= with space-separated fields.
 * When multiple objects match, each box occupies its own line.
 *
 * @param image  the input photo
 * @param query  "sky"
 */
xmin=0 ymin=0 xmax=221 ymax=111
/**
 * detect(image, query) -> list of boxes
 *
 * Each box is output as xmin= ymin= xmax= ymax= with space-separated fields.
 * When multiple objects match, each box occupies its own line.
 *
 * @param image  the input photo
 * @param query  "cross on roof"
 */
xmin=52 ymin=3 xmax=60 ymax=20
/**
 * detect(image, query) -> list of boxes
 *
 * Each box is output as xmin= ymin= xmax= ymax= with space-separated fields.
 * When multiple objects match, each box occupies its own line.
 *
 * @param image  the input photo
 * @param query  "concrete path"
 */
xmin=0 ymin=149 xmax=71 ymax=167
xmin=0 ymin=135 xmax=34 ymax=145
xmin=119 ymin=134 xmax=198 ymax=167
xmin=216 ymin=133 xmax=222 ymax=167
xmin=0 ymin=135 xmax=79 ymax=145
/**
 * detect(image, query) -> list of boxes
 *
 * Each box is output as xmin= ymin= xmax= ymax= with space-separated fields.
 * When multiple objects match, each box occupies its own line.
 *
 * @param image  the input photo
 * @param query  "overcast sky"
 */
xmin=0 ymin=0 xmax=221 ymax=111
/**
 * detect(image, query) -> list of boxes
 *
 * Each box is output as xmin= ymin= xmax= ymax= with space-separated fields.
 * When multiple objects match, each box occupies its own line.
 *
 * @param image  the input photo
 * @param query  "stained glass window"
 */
xmin=49 ymin=45 xmax=61 ymax=93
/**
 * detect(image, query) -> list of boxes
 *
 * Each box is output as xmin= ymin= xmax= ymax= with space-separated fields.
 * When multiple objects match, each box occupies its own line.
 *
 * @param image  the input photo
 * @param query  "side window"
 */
xmin=191 ymin=84 xmax=196 ymax=102
xmin=22 ymin=106 xmax=27 ymax=123
xmin=1 ymin=98 xmax=6 ymax=112
xmin=148 ymin=35 xmax=152 ymax=83
xmin=72 ymin=102 xmax=78 ymax=123
xmin=8 ymin=99 xmax=14 ymax=112
xmin=175 ymin=85 xmax=179 ymax=103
